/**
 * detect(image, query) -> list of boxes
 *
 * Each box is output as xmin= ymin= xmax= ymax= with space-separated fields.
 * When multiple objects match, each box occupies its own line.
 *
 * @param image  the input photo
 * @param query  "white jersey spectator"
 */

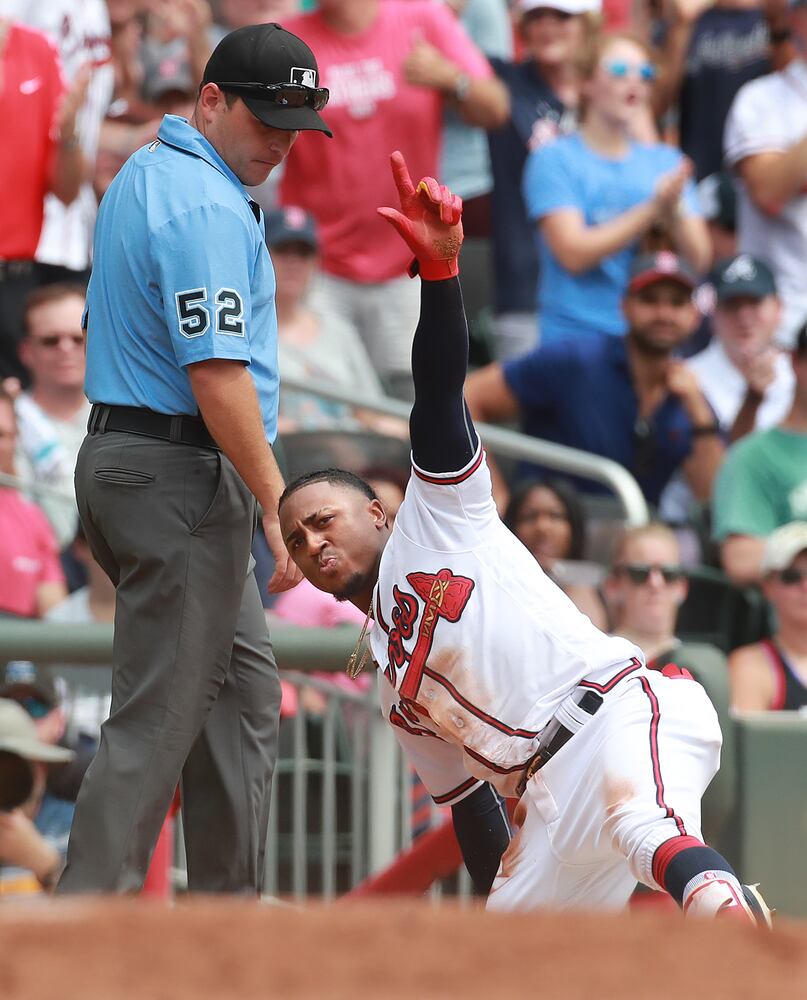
xmin=660 ymin=254 xmax=793 ymax=523
xmin=724 ymin=23 xmax=807 ymax=347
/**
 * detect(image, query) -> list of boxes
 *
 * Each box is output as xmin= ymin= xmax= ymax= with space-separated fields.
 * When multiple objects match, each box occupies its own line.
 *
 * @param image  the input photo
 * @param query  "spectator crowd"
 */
xmin=2 ymin=0 xmax=807 ymax=895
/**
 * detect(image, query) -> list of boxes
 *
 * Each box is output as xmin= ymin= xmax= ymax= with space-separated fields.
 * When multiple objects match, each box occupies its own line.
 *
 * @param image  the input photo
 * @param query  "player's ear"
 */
xmin=370 ymin=498 xmax=388 ymax=530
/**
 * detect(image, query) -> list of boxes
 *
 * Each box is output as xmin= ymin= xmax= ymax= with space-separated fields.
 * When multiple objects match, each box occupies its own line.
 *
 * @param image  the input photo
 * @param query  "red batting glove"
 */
xmin=377 ymin=150 xmax=463 ymax=281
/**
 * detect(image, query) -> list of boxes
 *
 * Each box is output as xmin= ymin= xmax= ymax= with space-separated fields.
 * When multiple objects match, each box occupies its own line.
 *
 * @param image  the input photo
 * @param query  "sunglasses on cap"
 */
xmin=216 ymin=81 xmax=330 ymax=112
xmin=775 ymin=567 xmax=807 ymax=586
xmin=613 ymin=563 xmax=685 ymax=585
xmin=602 ymin=59 xmax=656 ymax=82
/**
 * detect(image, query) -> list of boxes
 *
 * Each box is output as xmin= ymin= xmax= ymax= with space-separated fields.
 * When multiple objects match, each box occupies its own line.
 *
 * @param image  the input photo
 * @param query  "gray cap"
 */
xmin=713 ymin=254 xmax=777 ymax=303
xmin=0 ymin=699 xmax=74 ymax=763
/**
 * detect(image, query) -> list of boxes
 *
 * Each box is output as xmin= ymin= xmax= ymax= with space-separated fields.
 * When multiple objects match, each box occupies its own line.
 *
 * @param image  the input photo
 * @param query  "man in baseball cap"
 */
xmin=0 ymin=699 xmax=74 ymax=895
xmin=202 ymin=23 xmax=332 ymax=137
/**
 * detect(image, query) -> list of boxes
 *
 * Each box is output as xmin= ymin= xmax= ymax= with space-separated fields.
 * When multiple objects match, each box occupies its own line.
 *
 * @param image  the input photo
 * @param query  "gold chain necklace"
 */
xmin=346 ymin=603 xmax=373 ymax=679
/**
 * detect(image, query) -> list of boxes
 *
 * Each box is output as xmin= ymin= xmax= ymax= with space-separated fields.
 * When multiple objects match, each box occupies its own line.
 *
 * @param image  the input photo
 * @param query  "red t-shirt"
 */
xmin=0 ymin=489 xmax=65 ymax=617
xmin=1 ymin=24 xmax=65 ymax=259
xmin=280 ymin=1 xmax=492 ymax=283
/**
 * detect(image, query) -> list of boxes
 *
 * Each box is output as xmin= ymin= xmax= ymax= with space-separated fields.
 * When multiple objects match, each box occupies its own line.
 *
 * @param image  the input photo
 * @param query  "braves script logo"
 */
xmin=383 ymin=569 xmax=475 ymax=699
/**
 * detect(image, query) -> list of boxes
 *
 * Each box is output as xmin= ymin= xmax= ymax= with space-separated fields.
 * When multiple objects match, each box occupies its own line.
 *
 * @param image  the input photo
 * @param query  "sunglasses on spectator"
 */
xmin=776 ymin=567 xmax=807 ymax=586
xmin=28 ymin=334 xmax=84 ymax=348
xmin=602 ymin=60 xmax=656 ymax=83
xmin=19 ymin=696 xmax=52 ymax=719
xmin=613 ymin=563 xmax=685 ymax=585
xmin=216 ymin=82 xmax=330 ymax=111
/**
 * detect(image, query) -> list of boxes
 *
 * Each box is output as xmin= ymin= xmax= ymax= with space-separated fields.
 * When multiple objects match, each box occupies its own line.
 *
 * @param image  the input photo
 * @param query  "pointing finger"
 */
xmin=389 ymin=150 xmax=416 ymax=205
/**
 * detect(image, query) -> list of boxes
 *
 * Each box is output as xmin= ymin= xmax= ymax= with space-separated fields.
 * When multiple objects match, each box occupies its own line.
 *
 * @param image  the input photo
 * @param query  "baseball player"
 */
xmin=277 ymin=152 xmax=772 ymax=924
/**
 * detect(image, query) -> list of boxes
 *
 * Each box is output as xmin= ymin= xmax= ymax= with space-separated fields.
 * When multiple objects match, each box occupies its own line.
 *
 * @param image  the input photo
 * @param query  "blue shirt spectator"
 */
xmin=465 ymin=253 xmax=725 ymax=508
xmin=523 ymin=132 xmax=701 ymax=343
xmin=519 ymin=32 xmax=710 ymax=348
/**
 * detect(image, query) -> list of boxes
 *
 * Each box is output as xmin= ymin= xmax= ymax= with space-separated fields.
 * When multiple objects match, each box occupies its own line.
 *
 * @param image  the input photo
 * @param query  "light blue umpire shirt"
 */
xmin=83 ymin=114 xmax=279 ymax=442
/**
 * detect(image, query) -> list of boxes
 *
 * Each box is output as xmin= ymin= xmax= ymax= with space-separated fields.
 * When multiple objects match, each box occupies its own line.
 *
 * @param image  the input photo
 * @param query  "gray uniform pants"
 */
xmin=57 ymin=429 xmax=281 ymax=894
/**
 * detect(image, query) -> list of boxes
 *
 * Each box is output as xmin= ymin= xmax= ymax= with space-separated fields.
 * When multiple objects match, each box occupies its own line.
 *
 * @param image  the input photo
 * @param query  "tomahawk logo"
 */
xmin=722 ymin=254 xmax=757 ymax=283
xmin=398 ymin=569 xmax=475 ymax=700
xmin=291 ymin=67 xmax=317 ymax=87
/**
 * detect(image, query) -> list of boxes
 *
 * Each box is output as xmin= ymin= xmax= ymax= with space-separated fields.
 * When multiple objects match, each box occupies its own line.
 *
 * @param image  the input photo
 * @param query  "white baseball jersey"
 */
xmin=370 ymin=446 xmax=642 ymax=803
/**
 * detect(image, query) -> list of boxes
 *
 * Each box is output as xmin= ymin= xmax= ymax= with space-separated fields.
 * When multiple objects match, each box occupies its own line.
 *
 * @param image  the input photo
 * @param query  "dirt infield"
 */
xmin=1 ymin=899 xmax=806 ymax=1000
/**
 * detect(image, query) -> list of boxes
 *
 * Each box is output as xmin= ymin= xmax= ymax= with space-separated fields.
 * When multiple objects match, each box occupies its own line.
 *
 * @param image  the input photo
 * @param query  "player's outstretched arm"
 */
xmin=377 ymin=151 xmax=479 ymax=474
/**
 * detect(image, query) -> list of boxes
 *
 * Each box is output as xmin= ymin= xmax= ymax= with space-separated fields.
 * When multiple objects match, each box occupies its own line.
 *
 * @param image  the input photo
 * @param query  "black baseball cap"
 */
xmin=627 ymin=252 xmax=697 ymax=294
xmin=713 ymin=254 xmax=777 ymax=303
xmin=202 ymin=24 xmax=332 ymax=137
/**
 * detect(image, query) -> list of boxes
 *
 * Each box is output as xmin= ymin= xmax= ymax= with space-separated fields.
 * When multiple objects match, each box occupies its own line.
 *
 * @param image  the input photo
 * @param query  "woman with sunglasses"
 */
xmin=504 ymin=477 xmax=607 ymax=627
xmin=728 ymin=523 xmax=807 ymax=711
xmin=522 ymin=31 xmax=711 ymax=347
xmin=486 ymin=0 xmax=597 ymax=360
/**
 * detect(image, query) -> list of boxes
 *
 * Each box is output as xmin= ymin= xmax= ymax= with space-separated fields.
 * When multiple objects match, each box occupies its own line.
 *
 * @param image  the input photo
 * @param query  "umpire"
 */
xmin=57 ymin=25 xmax=332 ymax=894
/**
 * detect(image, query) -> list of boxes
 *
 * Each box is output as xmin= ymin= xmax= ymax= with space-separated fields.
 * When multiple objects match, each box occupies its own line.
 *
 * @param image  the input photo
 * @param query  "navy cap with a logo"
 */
xmin=265 ymin=206 xmax=318 ymax=251
xmin=202 ymin=24 xmax=332 ymax=137
xmin=627 ymin=252 xmax=697 ymax=294
xmin=713 ymin=254 xmax=777 ymax=303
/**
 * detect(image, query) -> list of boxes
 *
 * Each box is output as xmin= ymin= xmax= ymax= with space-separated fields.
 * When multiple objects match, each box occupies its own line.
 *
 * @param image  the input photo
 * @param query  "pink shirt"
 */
xmin=274 ymin=579 xmax=371 ymax=712
xmin=0 ymin=489 xmax=65 ymax=617
xmin=280 ymin=1 xmax=492 ymax=283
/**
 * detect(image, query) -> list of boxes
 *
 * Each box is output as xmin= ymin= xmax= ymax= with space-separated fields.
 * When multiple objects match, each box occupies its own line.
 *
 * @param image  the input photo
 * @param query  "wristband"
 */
xmin=453 ymin=73 xmax=471 ymax=102
xmin=691 ymin=423 xmax=720 ymax=437
xmin=408 ymin=257 xmax=460 ymax=281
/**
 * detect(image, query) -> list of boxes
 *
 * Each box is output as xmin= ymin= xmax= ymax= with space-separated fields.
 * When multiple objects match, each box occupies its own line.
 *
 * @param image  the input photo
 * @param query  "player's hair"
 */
xmin=278 ymin=468 xmax=379 ymax=510
xmin=611 ymin=522 xmax=680 ymax=567
xmin=23 ymin=283 xmax=87 ymax=336
xmin=504 ymin=478 xmax=586 ymax=561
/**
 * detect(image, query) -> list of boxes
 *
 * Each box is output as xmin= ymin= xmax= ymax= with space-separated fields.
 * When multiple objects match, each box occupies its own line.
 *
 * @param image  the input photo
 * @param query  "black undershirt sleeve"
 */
xmin=409 ymin=277 xmax=480 ymax=474
xmin=451 ymin=783 xmax=511 ymax=896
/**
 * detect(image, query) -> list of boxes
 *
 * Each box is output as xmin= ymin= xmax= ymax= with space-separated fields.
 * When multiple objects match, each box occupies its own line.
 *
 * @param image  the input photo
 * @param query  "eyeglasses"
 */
xmin=776 ymin=567 xmax=807 ymax=586
xmin=28 ymin=334 xmax=84 ymax=349
xmin=602 ymin=59 xmax=656 ymax=83
xmin=215 ymin=82 xmax=330 ymax=112
xmin=613 ymin=563 xmax=685 ymax=585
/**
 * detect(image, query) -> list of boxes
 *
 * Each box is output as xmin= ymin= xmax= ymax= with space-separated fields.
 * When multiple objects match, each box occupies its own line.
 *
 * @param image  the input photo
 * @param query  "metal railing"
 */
xmin=0 ymin=620 xmax=451 ymax=898
xmin=281 ymin=374 xmax=649 ymax=527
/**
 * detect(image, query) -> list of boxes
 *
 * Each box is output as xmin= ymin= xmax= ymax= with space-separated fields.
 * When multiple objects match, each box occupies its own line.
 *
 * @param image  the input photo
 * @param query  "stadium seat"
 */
xmin=676 ymin=566 xmax=769 ymax=653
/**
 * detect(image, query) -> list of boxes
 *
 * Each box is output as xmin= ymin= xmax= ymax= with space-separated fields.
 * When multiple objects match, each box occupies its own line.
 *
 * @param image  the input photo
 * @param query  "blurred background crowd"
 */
xmin=1 ymin=0 xmax=806 ymax=897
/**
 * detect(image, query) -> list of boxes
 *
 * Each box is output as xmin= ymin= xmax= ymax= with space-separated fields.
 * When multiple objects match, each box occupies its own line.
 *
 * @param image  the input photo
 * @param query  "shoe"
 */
xmin=742 ymin=883 xmax=773 ymax=930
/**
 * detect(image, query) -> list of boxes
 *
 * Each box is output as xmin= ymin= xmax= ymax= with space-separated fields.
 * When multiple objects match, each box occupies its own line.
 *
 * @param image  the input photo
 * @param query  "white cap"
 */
xmin=518 ymin=0 xmax=601 ymax=15
xmin=761 ymin=522 xmax=807 ymax=574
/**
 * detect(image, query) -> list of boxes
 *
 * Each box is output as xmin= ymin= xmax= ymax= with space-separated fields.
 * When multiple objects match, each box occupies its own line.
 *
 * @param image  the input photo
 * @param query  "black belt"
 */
xmin=0 ymin=259 xmax=34 ymax=282
xmin=88 ymin=404 xmax=219 ymax=449
xmin=518 ymin=689 xmax=603 ymax=795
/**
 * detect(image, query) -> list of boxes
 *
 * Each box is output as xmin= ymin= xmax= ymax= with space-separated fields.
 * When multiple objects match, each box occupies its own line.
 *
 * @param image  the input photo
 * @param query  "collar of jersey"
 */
xmin=157 ymin=114 xmax=250 ymax=203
